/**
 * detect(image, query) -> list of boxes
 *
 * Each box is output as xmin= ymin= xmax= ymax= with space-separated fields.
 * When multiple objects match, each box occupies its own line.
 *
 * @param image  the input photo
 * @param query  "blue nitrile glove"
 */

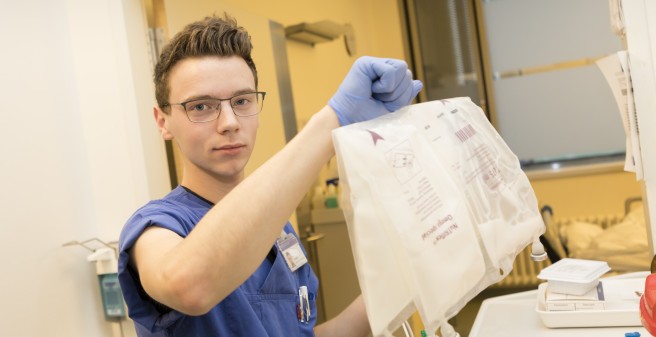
xmin=329 ymin=56 xmax=423 ymax=126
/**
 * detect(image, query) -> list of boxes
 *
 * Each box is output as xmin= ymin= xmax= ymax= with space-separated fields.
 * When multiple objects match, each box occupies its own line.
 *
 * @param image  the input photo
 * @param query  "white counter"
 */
xmin=469 ymin=272 xmax=650 ymax=337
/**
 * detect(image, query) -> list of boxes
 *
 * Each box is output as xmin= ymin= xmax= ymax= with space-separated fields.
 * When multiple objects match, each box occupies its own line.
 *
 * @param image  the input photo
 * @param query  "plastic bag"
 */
xmin=333 ymin=97 xmax=545 ymax=336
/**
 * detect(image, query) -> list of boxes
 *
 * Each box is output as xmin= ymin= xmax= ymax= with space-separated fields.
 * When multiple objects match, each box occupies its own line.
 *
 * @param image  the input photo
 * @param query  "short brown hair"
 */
xmin=154 ymin=14 xmax=258 ymax=109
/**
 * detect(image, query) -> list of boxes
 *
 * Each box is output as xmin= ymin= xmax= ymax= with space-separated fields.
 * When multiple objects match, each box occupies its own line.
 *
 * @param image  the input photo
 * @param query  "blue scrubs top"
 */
xmin=118 ymin=186 xmax=319 ymax=337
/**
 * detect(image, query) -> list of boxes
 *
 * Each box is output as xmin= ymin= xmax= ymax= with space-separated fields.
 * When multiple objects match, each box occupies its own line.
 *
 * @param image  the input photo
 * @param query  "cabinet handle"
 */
xmin=303 ymin=233 xmax=325 ymax=242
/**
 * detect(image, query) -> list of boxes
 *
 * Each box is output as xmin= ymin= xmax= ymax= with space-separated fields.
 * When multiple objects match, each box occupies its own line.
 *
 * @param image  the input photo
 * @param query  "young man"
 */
xmin=118 ymin=14 xmax=422 ymax=337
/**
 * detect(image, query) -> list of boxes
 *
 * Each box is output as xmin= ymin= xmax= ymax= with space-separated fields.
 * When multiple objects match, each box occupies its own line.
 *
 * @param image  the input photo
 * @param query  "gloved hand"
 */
xmin=329 ymin=56 xmax=423 ymax=126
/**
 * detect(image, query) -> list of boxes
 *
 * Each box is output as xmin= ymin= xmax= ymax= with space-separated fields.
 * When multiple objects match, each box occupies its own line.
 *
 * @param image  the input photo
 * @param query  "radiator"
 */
xmin=492 ymin=213 xmax=624 ymax=288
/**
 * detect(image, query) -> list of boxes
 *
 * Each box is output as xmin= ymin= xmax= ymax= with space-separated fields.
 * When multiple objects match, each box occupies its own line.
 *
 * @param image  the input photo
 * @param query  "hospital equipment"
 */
xmin=542 ymin=199 xmax=650 ymax=273
xmin=470 ymin=272 xmax=649 ymax=336
xmin=334 ymin=98 xmax=546 ymax=337
xmin=537 ymin=258 xmax=611 ymax=296
xmin=285 ymin=20 xmax=356 ymax=56
xmin=494 ymin=198 xmax=649 ymax=290
xmin=63 ymin=238 xmax=128 ymax=336
xmin=88 ymin=247 xmax=126 ymax=320
xmin=537 ymin=276 xmax=644 ymax=327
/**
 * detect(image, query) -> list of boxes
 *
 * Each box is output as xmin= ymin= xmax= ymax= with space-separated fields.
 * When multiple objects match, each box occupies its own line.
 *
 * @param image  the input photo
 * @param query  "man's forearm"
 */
xmin=315 ymin=295 xmax=371 ymax=337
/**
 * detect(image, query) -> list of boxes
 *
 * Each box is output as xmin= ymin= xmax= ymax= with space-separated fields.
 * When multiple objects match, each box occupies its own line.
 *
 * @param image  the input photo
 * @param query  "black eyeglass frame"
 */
xmin=162 ymin=91 xmax=267 ymax=123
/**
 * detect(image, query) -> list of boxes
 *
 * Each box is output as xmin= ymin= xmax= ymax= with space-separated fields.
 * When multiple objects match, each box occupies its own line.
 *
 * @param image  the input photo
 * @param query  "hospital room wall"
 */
xmin=529 ymin=171 xmax=642 ymax=219
xmin=215 ymin=0 xmax=407 ymax=126
xmin=0 ymin=0 xmax=167 ymax=336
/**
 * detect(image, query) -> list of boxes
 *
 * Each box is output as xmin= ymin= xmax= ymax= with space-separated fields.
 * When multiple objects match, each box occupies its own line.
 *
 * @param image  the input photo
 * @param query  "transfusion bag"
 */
xmin=333 ymin=97 xmax=545 ymax=336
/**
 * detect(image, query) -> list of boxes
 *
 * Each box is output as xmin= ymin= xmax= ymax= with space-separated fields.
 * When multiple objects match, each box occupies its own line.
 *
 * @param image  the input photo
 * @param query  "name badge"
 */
xmin=277 ymin=230 xmax=308 ymax=272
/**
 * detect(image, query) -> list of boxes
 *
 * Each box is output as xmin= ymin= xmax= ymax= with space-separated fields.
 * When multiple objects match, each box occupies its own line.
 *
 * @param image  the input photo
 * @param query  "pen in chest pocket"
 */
xmin=298 ymin=286 xmax=310 ymax=323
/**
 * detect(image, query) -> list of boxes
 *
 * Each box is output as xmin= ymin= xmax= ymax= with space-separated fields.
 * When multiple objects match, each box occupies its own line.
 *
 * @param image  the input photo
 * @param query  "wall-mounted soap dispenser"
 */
xmin=63 ymin=238 xmax=127 ymax=324
xmin=87 ymin=247 xmax=126 ymax=320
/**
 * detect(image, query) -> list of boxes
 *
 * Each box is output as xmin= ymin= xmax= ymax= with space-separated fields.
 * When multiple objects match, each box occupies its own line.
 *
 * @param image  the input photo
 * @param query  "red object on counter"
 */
xmin=641 ymin=273 xmax=656 ymax=335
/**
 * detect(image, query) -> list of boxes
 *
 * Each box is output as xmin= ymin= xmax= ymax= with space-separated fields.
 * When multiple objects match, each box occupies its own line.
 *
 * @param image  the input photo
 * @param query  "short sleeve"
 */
xmin=117 ymin=202 xmax=194 ymax=333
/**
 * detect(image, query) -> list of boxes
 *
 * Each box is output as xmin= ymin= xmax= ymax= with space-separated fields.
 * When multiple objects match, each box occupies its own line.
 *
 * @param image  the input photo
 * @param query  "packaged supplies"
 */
xmin=538 ymin=258 xmax=611 ymax=295
xmin=333 ymin=97 xmax=545 ymax=336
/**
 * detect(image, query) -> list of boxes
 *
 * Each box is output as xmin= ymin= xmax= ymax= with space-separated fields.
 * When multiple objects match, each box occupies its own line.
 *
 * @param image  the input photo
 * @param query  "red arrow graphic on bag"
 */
xmin=367 ymin=130 xmax=384 ymax=145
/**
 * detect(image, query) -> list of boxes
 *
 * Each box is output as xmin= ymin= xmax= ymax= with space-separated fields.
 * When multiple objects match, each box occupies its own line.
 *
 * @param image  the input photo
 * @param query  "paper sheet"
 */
xmin=596 ymin=51 xmax=643 ymax=180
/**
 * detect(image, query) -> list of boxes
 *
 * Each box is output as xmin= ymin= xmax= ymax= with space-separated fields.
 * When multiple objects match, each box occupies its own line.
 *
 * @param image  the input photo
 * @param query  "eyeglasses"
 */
xmin=164 ymin=91 xmax=266 ymax=123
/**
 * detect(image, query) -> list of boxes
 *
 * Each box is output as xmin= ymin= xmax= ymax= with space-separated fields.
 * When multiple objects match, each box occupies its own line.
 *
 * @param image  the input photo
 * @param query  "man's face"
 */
xmin=156 ymin=56 xmax=259 ymax=183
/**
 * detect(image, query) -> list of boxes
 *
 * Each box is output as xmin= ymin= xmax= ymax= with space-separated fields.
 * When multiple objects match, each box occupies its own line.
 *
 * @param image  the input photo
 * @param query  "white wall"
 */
xmin=0 ymin=0 xmax=169 ymax=336
xmin=623 ymin=0 xmax=656 ymax=255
